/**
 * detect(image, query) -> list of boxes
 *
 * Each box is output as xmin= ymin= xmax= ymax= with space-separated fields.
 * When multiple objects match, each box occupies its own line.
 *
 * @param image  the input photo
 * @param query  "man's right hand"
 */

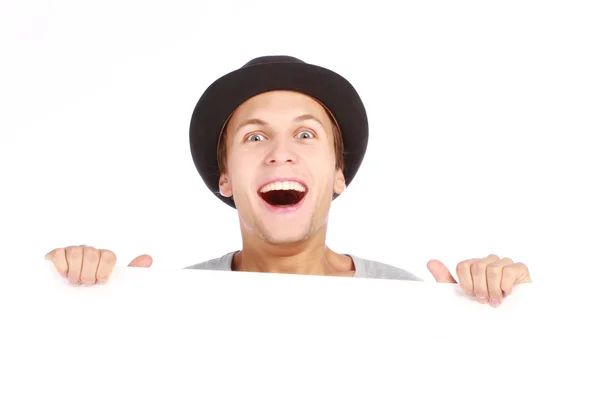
xmin=44 ymin=245 xmax=153 ymax=286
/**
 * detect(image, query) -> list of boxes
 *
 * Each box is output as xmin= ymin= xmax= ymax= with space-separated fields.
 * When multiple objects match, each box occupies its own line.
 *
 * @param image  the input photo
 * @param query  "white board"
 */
xmin=1 ymin=262 xmax=597 ymax=400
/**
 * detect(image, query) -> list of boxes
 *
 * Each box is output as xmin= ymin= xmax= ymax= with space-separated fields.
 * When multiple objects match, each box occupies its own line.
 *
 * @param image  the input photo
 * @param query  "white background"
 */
xmin=2 ymin=2 xmax=600 ymax=399
xmin=1 ymin=0 xmax=599 ymax=282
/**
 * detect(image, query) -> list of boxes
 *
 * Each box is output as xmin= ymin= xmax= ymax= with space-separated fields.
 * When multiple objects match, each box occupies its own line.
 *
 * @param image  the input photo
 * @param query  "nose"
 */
xmin=264 ymin=137 xmax=297 ymax=166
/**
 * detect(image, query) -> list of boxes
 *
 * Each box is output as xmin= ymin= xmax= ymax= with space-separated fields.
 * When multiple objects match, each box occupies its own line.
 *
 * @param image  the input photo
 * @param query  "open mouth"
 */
xmin=258 ymin=180 xmax=308 ymax=208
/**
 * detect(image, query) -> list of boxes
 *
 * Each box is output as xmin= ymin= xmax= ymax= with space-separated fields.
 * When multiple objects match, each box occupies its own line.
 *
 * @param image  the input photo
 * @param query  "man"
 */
xmin=44 ymin=55 xmax=532 ymax=307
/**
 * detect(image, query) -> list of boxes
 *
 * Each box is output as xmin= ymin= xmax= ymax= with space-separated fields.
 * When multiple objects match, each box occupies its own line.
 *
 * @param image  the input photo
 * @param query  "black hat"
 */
xmin=189 ymin=55 xmax=369 ymax=209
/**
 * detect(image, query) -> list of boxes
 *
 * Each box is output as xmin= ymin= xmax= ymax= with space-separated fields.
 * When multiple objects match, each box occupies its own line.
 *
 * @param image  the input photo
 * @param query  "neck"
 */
xmin=233 ymin=227 xmax=354 ymax=277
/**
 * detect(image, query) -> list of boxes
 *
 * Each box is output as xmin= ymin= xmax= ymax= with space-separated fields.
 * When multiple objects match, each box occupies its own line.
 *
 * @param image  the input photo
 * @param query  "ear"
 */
xmin=333 ymin=168 xmax=346 ymax=195
xmin=218 ymin=173 xmax=233 ymax=197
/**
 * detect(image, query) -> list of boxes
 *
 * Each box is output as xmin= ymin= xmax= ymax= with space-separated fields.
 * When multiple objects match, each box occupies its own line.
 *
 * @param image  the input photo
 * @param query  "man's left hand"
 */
xmin=426 ymin=254 xmax=532 ymax=307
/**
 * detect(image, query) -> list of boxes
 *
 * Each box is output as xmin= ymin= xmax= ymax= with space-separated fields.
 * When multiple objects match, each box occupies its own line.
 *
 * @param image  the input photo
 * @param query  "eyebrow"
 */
xmin=233 ymin=114 xmax=326 ymax=135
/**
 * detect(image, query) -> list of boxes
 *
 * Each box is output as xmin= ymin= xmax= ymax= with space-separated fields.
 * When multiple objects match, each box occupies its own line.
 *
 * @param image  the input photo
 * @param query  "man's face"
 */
xmin=219 ymin=90 xmax=345 ymax=245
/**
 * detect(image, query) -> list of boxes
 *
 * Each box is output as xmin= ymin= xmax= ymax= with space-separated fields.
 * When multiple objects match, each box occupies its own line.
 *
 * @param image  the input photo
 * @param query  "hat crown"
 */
xmin=242 ymin=55 xmax=305 ymax=68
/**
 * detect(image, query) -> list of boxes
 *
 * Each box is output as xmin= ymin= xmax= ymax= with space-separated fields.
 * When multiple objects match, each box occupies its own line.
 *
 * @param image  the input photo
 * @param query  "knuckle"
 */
xmin=502 ymin=266 xmax=516 ymax=278
xmin=513 ymin=262 xmax=526 ymax=270
xmin=84 ymin=247 xmax=100 ymax=261
xmin=456 ymin=262 xmax=469 ymax=273
xmin=66 ymin=246 xmax=82 ymax=259
xmin=486 ymin=265 xmax=502 ymax=277
xmin=456 ymin=259 xmax=476 ymax=275
xmin=472 ymin=262 xmax=487 ymax=275
xmin=100 ymin=250 xmax=117 ymax=264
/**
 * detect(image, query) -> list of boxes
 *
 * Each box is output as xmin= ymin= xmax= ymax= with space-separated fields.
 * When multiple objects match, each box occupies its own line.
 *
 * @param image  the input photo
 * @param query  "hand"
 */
xmin=426 ymin=254 xmax=532 ymax=307
xmin=44 ymin=245 xmax=153 ymax=286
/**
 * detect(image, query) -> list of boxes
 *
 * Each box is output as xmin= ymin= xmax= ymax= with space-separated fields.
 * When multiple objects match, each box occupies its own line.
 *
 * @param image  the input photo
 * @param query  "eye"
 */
xmin=246 ymin=133 xmax=266 ymax=142
xmin=295 ymin=130 xmax=315 ymax=139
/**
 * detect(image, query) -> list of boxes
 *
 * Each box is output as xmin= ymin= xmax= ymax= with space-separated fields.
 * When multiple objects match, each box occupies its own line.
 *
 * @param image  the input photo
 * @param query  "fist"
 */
xmin=44 ymin=245 xmax=153 ymax=286
xmin=427 ymin=254 xmax=532 ymax=307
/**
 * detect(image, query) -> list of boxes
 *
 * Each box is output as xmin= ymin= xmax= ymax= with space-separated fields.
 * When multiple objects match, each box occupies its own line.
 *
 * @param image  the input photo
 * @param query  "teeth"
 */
xmin=260 ymin=181 xmax=306 ymax=193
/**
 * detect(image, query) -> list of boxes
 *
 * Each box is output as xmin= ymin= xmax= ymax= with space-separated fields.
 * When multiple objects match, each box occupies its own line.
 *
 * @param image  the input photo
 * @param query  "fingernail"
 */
xmin=491 ymin=298 xmax=501 ymax=307
xmin=478 ymin=296 xmax=488 ymax=304
xmin=467 ymin=291 xmax=474 ymax=297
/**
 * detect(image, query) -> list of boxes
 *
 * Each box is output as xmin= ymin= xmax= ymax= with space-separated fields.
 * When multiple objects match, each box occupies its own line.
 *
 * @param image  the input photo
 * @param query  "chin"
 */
xmin=262 ymin=236 xmax=306 ymax=246
xmin=259 ymin=224 xmax=312 ymax=245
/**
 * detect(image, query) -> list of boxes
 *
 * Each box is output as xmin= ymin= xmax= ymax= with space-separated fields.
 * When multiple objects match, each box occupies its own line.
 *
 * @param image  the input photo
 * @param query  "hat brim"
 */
xmin=189 ymin=61 xmax=368 ymax=209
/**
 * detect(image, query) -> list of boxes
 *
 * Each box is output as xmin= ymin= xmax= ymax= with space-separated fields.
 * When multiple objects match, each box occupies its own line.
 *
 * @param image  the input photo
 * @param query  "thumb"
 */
xmin=427 ymin=259 xmax=457 ymax=283
xmin=128 ymin=254 xmax=153 ymax=268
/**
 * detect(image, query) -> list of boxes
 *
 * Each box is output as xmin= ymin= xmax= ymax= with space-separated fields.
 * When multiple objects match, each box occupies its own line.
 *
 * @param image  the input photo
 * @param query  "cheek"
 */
xmin=304 ymin=146 xmax=336 ymax=170
xmin=227 ymin=151 xmax=258 ymax=191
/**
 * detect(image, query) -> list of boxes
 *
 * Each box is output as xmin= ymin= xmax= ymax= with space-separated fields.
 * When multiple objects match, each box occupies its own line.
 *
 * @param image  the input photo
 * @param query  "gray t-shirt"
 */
xmin=186 ymin=251 xmax=422 ymax=281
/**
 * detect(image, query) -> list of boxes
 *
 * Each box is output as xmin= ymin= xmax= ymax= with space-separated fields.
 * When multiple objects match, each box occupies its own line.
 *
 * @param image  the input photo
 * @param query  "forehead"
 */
xmin=228 ymin=90 xmax=331 ymax=125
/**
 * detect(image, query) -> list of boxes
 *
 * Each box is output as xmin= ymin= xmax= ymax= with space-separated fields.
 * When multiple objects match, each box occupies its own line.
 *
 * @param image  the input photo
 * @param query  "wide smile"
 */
xmin=257 ymin=179 xmax=309 ymax=213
